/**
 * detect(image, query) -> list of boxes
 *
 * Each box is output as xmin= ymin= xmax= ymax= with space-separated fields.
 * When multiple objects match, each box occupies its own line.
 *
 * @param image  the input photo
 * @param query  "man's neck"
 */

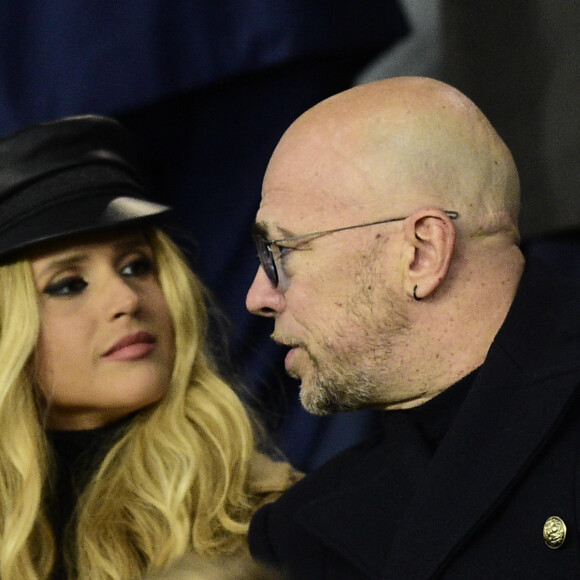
xmin=384 ymin=243 xmax=525 ymax=410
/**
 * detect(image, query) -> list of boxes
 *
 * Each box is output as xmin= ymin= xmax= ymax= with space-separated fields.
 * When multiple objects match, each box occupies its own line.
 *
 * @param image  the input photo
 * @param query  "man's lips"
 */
xmin=103 ymin=331 xmax=156 ymax=361
xmin=285 ymin=346 xmax=298 ymax=368
xmin=272 ymin=336 xmax=303 ymax=369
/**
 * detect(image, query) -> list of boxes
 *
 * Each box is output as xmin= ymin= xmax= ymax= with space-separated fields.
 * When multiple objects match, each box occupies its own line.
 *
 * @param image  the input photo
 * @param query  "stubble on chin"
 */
xmin=297 ymin=346 xmax=378 ymax=416
xmin=296 ymin=303 xmax=409 ymax=416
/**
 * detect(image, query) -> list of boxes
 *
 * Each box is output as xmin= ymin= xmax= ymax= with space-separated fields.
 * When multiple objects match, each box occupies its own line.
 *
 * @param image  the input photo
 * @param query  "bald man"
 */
xmin=245 ymin=77 xmax=580 ymax=578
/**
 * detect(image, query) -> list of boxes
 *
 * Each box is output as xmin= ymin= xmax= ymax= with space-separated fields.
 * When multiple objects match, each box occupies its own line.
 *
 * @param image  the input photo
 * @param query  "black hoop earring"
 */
xmin=413 ymin=285 xmax=422 ymax=301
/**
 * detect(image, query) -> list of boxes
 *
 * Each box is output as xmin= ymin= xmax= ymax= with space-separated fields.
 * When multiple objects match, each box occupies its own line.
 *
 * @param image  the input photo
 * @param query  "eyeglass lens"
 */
xmin=254 ymin=236 xmax=279 ymax=286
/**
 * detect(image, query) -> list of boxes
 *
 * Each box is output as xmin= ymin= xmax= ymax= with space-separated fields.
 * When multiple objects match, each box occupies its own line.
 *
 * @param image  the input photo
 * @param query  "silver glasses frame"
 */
xmin=253 ymin=209 xmax=459 ymax=287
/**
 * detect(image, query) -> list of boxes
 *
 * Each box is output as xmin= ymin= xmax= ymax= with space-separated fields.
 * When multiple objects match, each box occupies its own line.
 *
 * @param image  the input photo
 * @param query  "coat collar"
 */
xmin=295 ymin=261 xmax=580 ymax=578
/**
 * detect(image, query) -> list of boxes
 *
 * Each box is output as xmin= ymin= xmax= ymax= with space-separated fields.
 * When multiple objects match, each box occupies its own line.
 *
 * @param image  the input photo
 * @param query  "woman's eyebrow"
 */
xmin=35 ymin=253 xmax=86 ymax=280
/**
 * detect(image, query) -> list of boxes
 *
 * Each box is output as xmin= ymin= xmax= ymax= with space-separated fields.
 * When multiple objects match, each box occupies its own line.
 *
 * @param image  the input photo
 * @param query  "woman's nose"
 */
xmin=104 ymin=276 xmax=141 ymax=320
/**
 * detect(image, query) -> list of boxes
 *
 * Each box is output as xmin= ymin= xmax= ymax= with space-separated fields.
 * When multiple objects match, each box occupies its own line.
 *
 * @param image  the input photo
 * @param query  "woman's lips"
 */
xmin=104 ymin=331 xmax=155 ymax=361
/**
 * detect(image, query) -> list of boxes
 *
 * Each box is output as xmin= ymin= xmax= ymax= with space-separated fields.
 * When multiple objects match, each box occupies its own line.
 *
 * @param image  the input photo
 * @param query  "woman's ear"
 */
xmin=402 ymin=208 xmax=456 ymax=301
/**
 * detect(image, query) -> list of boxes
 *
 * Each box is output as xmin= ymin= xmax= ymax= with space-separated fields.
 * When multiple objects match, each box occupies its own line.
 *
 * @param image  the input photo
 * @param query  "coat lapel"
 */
xmin=381 ymin=349 xmax=580 ymax=578
xmin=295 ymin=410 xmax=433 ymax=577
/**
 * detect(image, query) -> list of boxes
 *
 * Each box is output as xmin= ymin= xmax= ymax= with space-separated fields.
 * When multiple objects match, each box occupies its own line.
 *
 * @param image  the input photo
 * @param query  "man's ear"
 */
xmin=402 ymin=208 xmax=456 ymax=300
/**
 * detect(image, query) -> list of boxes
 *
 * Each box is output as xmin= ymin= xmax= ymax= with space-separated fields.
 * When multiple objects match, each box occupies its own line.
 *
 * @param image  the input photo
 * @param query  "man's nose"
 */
xmin=246 ymin=266 xmax=285 ymax=317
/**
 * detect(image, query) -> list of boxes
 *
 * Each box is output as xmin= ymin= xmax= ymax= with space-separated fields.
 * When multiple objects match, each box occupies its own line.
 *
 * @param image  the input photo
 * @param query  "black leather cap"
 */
xmin=0 ymin=115 xmax=170 ymax=261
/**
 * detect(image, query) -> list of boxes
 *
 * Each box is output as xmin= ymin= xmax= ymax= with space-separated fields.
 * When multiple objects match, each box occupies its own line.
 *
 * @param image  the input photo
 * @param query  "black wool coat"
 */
xmin=249 ymin=261 xmax=580 ymax=579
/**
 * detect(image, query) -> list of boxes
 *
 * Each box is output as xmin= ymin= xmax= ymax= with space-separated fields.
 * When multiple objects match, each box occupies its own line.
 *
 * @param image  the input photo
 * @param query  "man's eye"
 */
xmin=44 ymin=277 xmax=88 ymax=297
xmin=120 ymin=257 xmax=154 ymax=277
xmin=274 ymin=245 xmax=294 ymax=261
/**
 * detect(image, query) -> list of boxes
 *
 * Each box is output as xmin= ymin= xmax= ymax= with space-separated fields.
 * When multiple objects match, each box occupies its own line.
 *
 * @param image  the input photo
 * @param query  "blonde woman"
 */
xmin=0 ymin=115 xmax=298 ymax=579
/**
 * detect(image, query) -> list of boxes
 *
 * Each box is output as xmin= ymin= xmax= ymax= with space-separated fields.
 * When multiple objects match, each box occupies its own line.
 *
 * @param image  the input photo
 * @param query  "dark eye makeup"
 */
xmin=43 ymin=255 xmax=154 ymax=297
xmin=43 ymin=276 xmax=88 ymax=297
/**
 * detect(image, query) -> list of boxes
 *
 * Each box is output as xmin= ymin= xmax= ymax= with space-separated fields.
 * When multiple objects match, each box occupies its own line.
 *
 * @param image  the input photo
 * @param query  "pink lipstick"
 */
xmin=104 ymin=331 xmax=155 ymax=361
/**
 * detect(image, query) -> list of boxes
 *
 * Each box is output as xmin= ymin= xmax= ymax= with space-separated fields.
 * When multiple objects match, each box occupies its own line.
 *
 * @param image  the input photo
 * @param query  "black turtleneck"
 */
xmin=46 ymin=414 xmax=134 ymax=579
xmin=407 ymin=367 xmax=480 ymax=455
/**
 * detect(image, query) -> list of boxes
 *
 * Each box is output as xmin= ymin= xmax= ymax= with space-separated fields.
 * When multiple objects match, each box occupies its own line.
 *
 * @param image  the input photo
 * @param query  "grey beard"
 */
xmin=298 ymin=348 xmax=382 ymax=415
xmin=298 ymin=305 xmax=410 ymax=415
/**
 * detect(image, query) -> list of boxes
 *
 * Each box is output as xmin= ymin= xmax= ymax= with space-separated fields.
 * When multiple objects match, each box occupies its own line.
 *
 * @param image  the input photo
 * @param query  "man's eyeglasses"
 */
xmin=253 ymin=210 xmax=459 ymax=287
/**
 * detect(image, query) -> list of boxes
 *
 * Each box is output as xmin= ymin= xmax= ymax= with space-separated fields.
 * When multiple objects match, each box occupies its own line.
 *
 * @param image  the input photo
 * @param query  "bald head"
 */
xmin=250 ymin=77 xmax=525 ymax=410
xmin=265 ymin=76 xmax=520 ymax=241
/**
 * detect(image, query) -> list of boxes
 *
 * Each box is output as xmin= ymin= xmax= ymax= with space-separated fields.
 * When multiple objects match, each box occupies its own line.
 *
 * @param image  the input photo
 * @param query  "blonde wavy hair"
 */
xmin=0 ymin=228 xmax=260 ymax=579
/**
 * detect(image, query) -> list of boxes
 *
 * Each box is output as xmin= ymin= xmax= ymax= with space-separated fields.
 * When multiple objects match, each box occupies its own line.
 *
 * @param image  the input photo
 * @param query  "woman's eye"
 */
xmin=43 ymin=277 xmax=88 ymax=297
xmin=120 ymin=257 xmax=154 ymax=277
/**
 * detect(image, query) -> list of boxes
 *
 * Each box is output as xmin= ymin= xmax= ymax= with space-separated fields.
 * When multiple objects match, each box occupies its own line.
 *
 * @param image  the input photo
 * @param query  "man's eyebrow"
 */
xmin=252 ymin=222 xmax=297 ymax=241
xmin=251 ymin=222 xmax=269 ymax=238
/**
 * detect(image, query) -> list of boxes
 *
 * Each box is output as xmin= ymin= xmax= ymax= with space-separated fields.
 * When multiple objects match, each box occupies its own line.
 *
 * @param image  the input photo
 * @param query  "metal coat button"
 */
xmin=543 ymin=516 xmax=567 ymax=549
